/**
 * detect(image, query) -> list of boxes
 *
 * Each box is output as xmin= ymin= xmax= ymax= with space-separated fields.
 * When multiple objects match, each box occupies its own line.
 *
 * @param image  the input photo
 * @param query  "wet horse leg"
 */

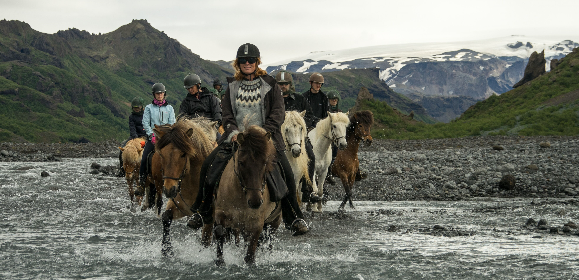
xmin=161 ymin=208 xmax=174 ymax=257
xmin=214 ymin=224 xmax=226 ymax=266
xmin=244 ymin=230 xmax=261 ymax=265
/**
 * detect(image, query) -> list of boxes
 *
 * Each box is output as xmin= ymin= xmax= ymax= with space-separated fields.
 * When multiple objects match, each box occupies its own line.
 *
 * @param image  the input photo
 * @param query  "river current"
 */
xmin=1 ymin=158 xmax=578 ymax=279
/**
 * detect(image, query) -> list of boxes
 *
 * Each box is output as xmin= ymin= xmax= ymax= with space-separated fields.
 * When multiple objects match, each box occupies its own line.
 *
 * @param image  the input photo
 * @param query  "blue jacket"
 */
xmin=142 ymin=101 xmax=176 ymax=138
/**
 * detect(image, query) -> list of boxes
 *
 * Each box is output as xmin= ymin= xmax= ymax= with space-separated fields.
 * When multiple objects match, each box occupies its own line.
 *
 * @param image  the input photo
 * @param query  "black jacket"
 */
xmin=283 ymin=91 xmax=315 ymax=129
xmin=179 ymin=89 xmax=222 ymax=125
xmin=129 ymin=112 xmax=146 ymax=139
xmin=302 ymin=89 xmax=329 ymax=127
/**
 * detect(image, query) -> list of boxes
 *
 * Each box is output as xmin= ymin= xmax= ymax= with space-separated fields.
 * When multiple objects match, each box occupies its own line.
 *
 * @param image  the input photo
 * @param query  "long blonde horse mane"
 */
xmin=154 ymin=118 xmax=214 ymax=160
xmin=282 ymin=111 xmax=310 ymax=185
xmin=312 ymin=112 xmax=350 ymax=138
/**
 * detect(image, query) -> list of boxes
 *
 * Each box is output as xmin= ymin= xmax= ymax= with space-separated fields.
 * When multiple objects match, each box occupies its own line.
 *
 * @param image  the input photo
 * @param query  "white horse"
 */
xmin=308 ymin=111 xmax=350 ymax=212
xmin=281 ymin=111 xmax=310 ymax=206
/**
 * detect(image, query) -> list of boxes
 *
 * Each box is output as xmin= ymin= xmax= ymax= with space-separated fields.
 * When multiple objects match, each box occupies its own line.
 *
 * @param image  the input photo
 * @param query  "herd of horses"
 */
xmin=118 ymin=110 xmax=374 ymax=265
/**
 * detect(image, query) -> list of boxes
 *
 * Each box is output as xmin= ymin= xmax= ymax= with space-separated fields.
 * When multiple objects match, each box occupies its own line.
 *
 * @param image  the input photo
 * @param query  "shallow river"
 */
xmin=1 ymin=158 xmax=579 ymax=279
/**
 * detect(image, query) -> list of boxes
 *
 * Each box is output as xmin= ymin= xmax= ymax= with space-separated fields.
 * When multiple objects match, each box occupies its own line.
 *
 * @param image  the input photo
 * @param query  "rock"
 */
xmin=562 ymin=226 xmax=571 ymax=233
xmin=492 ymin=145 xmax=504 ymax=151
xmin=90 ymin=162 xmax=101 ymax=169
xmin=386 ymin=225 xmax=397 ymax=232
xmin=513 ymin=50 xmax=546 ymax=88
xmin=539 ymin=142 xmax=551 ymax=148
xmin=564 ymin=221 xmax=577 ymax=229
xmin=89 ymin=169 xmax=100 ymax=175
xmin=40 ymin=171 xmax=50 ymax=177
xmin=526 ymin=164 xmax=539 ymax=170
xmin=499 ymin=174 xmax=516 ymax=190
xmin=1 ymin=150 xmax=9 ymax=157
xmin=550 ymin=58 xmax=560 ymax=70
xmin=537 ymin=219 xmax=548 ymax=226
xmin=433 ymin=225 xmax=445 ymax=230
xmin=525 ymin=218 xmax=537 ymax=227
xmin=550 ymin=227 xmax=559 ymax=234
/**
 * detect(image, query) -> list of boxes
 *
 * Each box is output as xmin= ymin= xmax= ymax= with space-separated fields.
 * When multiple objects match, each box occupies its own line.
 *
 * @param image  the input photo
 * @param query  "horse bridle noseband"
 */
xmin=324 ymin=117 xmax=346 ymax=145
xmin=233 ymin=150 xmax=268 ymax=195
xmin=161 ymin=159 xmax=189 ymax=194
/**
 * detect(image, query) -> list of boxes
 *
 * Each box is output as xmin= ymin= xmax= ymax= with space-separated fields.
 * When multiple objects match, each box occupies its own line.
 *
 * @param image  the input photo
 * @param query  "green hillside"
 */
xmin=0 ymin=19 xmax=232 ymax=142
xmin=362 ymin=47 xmax=579 ymax=139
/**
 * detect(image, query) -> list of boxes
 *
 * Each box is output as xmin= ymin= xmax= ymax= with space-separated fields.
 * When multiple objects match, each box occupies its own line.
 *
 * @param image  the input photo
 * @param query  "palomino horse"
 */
xmin=308 ymin=112 xmax=350 ymax=212
xmin=154 ymin=118 xmax=216 ymax=256
xmin=331 ymin=110 xmax=373 ymax=210
xmin=118 ymin=137 xmax=145 ymax=205
xmin=208 ymin=125 xmax=282 ymax=265
xmin=281 ymin=110 xmax=310 ymax=205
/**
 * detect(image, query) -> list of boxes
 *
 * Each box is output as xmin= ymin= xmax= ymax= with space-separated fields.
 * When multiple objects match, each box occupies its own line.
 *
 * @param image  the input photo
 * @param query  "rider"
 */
xmin=179 ymin=73 xmax=222 ymax=128
xmin=189 ymin=43 xmax=310 ymax=236
xmin=136 ymin=83 xmax=176 ymax=195
xmin=275 ymin=70 xmax=321 ymax=204
xmin=327 ymin=91 xmax=342 ymax=113
xmin=302 ymin=72 xmax=336 ymax=185
xmin=211 ymin=78 xmax=225 ymax=99
xmin=117 ymin=97 xmax=147 ymax=177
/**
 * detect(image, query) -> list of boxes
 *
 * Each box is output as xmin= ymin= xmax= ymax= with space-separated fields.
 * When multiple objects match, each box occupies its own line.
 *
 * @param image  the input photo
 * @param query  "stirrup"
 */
xmin=291 ymin=219 xmax=309 ymax=236
xmin=187 ymin=213 xmax=203 ymax=230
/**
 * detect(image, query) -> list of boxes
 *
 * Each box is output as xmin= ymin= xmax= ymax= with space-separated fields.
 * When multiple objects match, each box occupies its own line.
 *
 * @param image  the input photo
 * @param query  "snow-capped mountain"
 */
xmin=265 ymin=36 xmax=579 ymax=101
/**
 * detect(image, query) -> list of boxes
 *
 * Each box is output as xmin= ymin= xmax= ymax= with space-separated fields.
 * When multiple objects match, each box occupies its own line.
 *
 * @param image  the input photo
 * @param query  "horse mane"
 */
xmin=240 ymin=125 xmax=276 ymax=172
xmin=154 ymin=118 xmax=213 ymax=160
xmin=347 ymin=110 xmax=374 ymax=134
xmin=282 ymin=111 xmax=307 ymax=133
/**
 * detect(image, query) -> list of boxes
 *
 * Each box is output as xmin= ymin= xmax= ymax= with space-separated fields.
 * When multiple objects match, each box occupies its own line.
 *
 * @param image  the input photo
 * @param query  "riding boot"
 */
xmin=290 ymin=219 xmax=309 ymax=236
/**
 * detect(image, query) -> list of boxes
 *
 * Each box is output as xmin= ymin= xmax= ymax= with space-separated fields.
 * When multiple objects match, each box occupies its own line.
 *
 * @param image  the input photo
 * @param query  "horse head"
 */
xmin=351 ymin=111 xmax=374 ymax=147
xmin=235 ymin=126 xmax=276 ymax=209
xmin=155 ymin=120 xmax=213 ymax=199
xmin=282 ymin=111 xmax=307 ymax=158
xmin=329 ymin=112 xmax=350 ymax=150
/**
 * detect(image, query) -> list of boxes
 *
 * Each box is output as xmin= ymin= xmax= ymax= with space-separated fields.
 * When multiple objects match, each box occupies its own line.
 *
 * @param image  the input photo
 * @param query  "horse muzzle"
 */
xmin=247 ymin=197 xmax=263 ymax=209
xmin=337 ymin=141 xmax=348 ymax=150
xmin=364 ymin=137 xmax=373 ymax=147
xmin=163 ymin=185 xmax=179 ymax=199
xmin=291 ymin=146 xmax=301 ymax=158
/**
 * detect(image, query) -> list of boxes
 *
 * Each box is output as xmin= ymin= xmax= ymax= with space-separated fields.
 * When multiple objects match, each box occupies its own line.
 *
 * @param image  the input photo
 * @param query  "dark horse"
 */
xmin=202 ymin=125 xmax=282 ymax=265
xmin=331 ymin=110 xmax=373 ymax=210
xmin=155 ymin=118 xmax=215 ymax=256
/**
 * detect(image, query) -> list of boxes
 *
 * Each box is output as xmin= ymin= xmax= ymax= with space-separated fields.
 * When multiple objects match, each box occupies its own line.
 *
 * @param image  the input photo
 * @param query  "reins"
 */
xmin=162 ymin=157 xmax=193 ymax=216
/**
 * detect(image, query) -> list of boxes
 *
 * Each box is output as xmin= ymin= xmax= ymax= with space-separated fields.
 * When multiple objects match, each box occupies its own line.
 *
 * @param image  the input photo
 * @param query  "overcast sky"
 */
xmin=2 ymin=0 xmax=578 ymax=64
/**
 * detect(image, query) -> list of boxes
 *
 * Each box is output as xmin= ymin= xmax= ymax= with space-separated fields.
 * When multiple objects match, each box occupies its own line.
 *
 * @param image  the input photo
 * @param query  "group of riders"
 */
xmin=119 ymin=43 xmax=346 ymax=236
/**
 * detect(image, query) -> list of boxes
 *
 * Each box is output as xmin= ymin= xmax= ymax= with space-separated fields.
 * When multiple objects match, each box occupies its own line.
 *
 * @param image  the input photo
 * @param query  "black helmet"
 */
xmin=131 ymin=97 xmax=144 ymax=108
xmin=327 ymin=90 xmax=341 ymax=100
xmin=213 ymin=78 xmax=222 ymax=87
xmin=184 ymin=73 xmax=201 ymax=89
xmin=236 ymin=43 xmax=260 ymax=58
xmin=152 ymin=83 xmax=166 ymax=94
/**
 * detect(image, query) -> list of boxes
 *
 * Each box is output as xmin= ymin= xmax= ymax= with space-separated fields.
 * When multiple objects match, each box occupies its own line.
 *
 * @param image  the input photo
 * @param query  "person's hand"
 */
xmin=232 ymin=134 xmax=237 ymax=142
xmin=151 ymin=134 xmax=156 ymax=144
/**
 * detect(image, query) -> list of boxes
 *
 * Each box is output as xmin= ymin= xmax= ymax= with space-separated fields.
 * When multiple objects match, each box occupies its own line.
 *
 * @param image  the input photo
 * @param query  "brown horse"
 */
xmin=151 ymin=118 xmax=216 ymax=256
xmin=331 ymin=110 xmax=373 ymax=210
xmin=207 ymin=125 xmax=282 ymax=266
xmin=118 ymin=137 xmax=145 ymax=205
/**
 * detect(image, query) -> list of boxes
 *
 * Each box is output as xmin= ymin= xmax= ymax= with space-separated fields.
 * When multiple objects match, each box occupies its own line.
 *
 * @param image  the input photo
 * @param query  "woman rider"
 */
xmin=189 ymin=43 xmax=309 ymax=236
xmin=136 ymin=83 xmax=176 ymax=195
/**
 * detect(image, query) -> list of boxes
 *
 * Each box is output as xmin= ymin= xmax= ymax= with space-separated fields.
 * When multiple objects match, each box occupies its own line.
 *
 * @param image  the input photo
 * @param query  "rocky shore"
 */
xmin=2 ymin=136 xmax=579 ymax=201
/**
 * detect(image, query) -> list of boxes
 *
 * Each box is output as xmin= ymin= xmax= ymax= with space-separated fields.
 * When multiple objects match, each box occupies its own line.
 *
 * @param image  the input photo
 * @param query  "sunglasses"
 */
xmin=278 ymin=82 xmax=289 ymax=86
xmin=238 ymin=57 xmax=257 ymax=64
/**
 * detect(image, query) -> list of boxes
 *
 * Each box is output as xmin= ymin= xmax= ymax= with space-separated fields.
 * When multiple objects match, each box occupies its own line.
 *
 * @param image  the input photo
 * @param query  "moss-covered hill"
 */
xmin=359 ymin=47 xmax=579 ymax=139
xmin=0 ymin=19 xmax=232 ymax=143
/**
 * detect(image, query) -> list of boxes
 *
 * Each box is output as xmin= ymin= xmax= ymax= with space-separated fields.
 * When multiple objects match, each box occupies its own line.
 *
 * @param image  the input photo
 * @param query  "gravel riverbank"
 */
xmin=2 ymin=136 xmax=579 ymax=201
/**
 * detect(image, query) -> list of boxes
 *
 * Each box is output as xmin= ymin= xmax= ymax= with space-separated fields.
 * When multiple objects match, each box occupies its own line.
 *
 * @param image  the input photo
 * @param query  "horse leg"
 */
xmin=161 ymin=208 xmax=174 ymax=257
xmin=244 ymin=230 xmax=261 ymax=265
xmin=155 ymin=186 xmax=163 ymax=216
xmin=315 ymin=167 xmax=328 ymax=212
xmin=214 ymin=224 xmax=226 ymax=266
xmin=201 ymin=223 xmax=213 ymax=247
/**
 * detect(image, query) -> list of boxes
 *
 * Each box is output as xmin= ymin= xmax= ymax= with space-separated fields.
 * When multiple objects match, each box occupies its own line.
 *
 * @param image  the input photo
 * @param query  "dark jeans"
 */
xmin=139 ymin=139 xmax=154 ymax=180
xmin=193 ymin=143 xmax=304 ymax=226
xmin=305 ymin=138 xmax=315 ymax=185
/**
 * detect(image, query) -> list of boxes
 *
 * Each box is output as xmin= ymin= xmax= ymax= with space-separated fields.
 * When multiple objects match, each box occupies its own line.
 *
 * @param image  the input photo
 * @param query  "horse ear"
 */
xmin=300 ymin=110 xmax=306 ymax=118
xmin=186 ymin=128 xmax=194 ymax=138
xmin=236 ymin=133 xmax=245 ymax=145
xmin=119 ymin=147 xmax=124 ymax=151
xmin=211 ymin=121 xmax=219 ymax=128
xmin=265 ymin=131 xmax=272 ymax=140
xmin=137 ymin=147 xmax=143 ymax=153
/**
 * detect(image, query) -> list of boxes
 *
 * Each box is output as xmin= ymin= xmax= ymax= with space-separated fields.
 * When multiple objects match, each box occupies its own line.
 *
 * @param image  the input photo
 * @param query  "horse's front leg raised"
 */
xmin=161 ymin=208 xmax=174 ymax=257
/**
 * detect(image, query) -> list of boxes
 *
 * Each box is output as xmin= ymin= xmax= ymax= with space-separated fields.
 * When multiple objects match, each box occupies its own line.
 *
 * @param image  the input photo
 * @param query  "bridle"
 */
xmin=233 ymin=149 xmax=268 ymax=195
xmin=284 ymin=126 xmax=303 ymax=150
xmin=323 ymin=116 xmax=346 ymax=146
xmin=161 ymin=155 xmax=193 ymax=216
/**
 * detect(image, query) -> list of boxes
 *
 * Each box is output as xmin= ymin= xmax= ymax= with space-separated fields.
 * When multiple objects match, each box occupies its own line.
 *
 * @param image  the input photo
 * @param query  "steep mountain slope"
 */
xmin=0 ymin=19 xmax=232 ymax=142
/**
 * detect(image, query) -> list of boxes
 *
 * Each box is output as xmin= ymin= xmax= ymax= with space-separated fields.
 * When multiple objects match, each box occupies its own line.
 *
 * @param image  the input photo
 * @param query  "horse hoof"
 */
xmin=161 ymin=247 xmax=174 ymax=258
xmin=215 ymin=259 xmax=225 ymax=267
